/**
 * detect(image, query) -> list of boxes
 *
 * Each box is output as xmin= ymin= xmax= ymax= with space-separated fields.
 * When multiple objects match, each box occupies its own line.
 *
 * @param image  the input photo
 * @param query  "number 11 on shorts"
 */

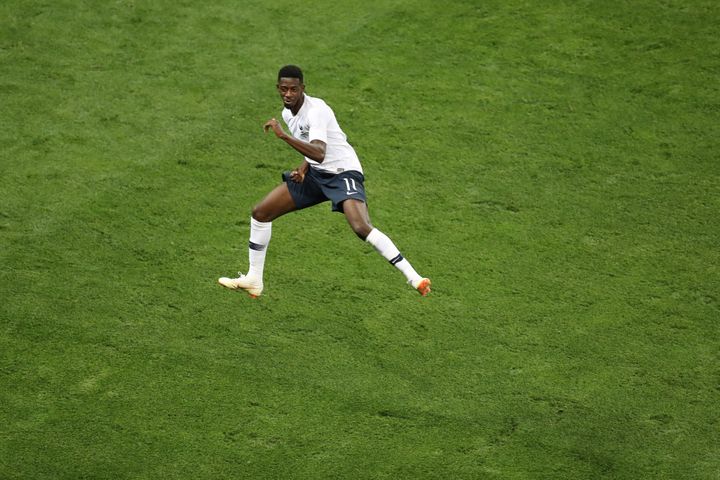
xmin=343 ymin=177 xmax=357 ymax=194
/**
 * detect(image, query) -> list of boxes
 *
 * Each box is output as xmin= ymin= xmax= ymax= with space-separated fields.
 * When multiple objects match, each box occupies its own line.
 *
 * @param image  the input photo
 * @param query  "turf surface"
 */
xmin=1 ymin=1 xmax=719 ymax=478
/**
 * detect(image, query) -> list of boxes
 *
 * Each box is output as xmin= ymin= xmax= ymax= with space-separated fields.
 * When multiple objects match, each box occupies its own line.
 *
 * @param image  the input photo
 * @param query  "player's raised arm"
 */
xmin=263 ymin=118 xmax=326 ymax=162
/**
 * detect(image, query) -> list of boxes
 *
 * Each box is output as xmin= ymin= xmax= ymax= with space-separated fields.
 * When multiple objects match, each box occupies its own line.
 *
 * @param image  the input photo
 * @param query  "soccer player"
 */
xmin=218 ymin=65 xmax=430 ymax=298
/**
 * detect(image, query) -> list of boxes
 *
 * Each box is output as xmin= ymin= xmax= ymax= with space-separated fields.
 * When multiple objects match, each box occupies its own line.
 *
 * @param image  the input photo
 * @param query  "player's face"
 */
xmin=277 ymin=77 xmax=304 ymax=110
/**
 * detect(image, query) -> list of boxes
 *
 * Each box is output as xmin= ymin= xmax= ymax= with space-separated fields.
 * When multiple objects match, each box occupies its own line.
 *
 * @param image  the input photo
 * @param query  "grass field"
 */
xmin=2 ymin=0 xmax=719 ymax=478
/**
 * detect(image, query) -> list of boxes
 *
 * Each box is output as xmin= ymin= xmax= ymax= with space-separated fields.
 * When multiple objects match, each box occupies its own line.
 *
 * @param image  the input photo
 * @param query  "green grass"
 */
xmin=2 ymin=0 xmax=719 ymax=478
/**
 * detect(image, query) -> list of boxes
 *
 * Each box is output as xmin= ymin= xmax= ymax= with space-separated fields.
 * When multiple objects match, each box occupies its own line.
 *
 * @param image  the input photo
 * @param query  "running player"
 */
xmin=219 ymin=65 xmax=430 ymax=298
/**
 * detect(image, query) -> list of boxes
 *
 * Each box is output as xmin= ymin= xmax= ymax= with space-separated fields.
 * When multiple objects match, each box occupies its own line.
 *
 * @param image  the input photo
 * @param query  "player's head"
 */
xmin=277 ymin=65 xmax=305 ymax=110
xmin=278 ymin=65 xmax=303 ymax=83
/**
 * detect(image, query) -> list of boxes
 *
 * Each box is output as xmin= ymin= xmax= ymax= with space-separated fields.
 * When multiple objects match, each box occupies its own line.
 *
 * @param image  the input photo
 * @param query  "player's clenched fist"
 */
xmin=263 ymin=118 xmax=286 ymax=139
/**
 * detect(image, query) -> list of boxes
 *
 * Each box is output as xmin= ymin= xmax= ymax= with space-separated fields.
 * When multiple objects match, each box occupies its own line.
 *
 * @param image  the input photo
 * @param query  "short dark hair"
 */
xmin=278 ymin=65 xmax=303 ymax=83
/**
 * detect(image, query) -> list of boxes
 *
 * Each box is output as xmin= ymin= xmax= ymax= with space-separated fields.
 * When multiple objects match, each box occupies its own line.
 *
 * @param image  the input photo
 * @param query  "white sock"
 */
xmin=365 ymin=228 xmax=421 ymax=284
xmin=247 ymin=217 xmax=272 ymax=280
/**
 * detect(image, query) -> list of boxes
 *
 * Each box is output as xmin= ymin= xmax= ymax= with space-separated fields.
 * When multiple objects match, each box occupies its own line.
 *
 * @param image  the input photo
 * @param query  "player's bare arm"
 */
xmin=263 ymin=118 xmax=327 ymax=162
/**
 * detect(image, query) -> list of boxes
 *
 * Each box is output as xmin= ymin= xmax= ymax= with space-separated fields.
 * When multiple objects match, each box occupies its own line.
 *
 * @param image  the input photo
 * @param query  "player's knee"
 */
xmin=251 ymin=204 xmax=272 ymax=223
xmin=350 ymin=220 xmax=372 ymax=240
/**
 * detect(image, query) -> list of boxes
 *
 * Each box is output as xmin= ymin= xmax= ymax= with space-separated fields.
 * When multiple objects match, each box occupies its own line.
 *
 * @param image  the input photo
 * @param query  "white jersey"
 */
xmin=281 ymin=94 xmax=363 ymax=174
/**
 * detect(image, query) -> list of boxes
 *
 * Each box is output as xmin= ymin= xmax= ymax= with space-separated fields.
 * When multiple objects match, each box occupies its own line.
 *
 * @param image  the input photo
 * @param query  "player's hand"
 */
xmin=263 ymin=118 xmax=286 ymax=139
xmin=289 ymin=169 xmax=305 ymax=183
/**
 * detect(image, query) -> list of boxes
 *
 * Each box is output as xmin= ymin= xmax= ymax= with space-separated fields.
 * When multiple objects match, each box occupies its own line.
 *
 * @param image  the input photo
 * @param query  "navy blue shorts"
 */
xmin=286 ymin=168 xmax=367 ymax=213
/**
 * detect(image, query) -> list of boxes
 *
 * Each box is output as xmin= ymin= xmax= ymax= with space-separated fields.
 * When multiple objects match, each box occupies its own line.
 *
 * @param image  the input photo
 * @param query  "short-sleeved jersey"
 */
xmin=281 ymin=94 xmax=363 ymax=174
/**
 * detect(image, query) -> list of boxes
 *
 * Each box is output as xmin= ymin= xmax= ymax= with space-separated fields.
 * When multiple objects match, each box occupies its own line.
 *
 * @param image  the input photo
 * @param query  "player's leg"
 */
xmin=251 ymin=182 xmax=298 ymax=223
xmin=219 ymin=183 xmax=297 ymax=297
xmin=246 ymin=182 xmax=298 ymax=279
xmin=342 ymin=199 xmax=431 ymax=296
xmin=341 ymin=198 xmax=373 ymax=239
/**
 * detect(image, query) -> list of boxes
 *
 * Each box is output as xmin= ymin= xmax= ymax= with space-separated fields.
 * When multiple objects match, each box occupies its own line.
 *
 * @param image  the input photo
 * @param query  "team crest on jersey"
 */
xmin=298 ymin=124 xmax=310 ymax=140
